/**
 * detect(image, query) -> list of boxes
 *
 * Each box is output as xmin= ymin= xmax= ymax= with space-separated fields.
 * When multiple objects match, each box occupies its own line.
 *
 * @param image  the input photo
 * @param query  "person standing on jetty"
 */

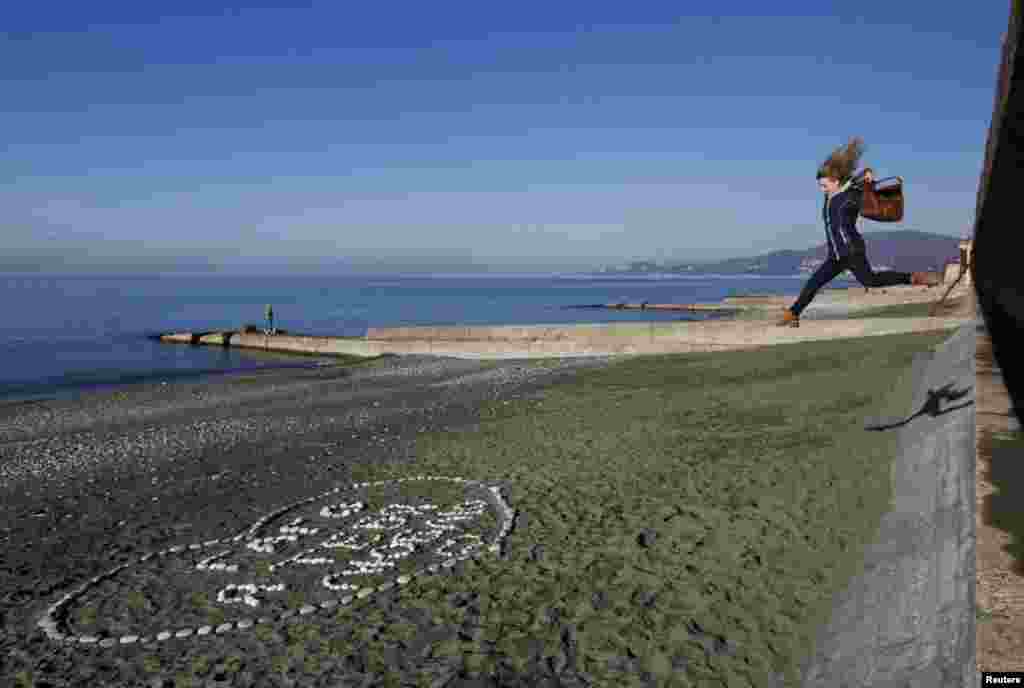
xmin=778 ymin=137 xmax=932 ymax=327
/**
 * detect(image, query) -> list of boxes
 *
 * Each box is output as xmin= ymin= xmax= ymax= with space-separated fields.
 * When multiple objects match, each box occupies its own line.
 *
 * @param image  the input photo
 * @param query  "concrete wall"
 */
xmin=972 ymin=0 xmax=1024 ymax=426
xmin=363 ymin=318 xmax=969 ymax=357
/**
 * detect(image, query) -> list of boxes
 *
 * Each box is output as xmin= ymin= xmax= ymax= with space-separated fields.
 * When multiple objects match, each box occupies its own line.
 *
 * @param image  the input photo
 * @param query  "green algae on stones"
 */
xmin=407 ymin=330 xmax=950 ymax=686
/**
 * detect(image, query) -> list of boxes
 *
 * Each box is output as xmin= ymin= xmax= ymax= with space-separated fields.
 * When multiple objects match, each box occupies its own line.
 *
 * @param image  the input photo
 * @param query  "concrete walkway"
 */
xmin=789 ymin=321 xmax=977 ymax=688
xmin=162 ymin=284 xmax=971 ymax=359
xmin=162 ymin=314 xmax=970 ymax=360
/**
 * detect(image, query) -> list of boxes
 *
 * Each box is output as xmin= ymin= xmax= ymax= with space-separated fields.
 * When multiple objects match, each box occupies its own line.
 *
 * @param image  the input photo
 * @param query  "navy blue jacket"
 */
xmin=823 ymin=182 xmax=866 ymax=260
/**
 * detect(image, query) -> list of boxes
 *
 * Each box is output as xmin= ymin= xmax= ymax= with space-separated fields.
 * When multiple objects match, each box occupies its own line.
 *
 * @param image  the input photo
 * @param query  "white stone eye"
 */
xmin=216 ymin=583 xmax=285 ymax=608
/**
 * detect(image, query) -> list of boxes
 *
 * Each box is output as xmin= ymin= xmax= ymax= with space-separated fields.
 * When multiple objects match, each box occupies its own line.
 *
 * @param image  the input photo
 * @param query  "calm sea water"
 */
xmin=0 ymin=271 xmax=844 ymax=402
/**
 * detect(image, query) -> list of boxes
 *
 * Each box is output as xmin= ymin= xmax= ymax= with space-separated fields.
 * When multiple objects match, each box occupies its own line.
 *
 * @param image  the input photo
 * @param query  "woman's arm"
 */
xmin=840 ymin=193 xmax=866 ymax=251
xmin=841 ymin=192 xmax=862 ymax=222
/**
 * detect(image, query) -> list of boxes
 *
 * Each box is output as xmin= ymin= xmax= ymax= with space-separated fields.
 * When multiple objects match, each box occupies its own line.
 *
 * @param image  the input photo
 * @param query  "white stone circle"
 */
xmin=38 ymin=475 xmax=516 ymax=647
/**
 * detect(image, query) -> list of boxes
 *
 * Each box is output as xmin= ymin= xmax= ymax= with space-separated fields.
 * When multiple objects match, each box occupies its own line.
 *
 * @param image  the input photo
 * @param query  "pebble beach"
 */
xmin=0 ymin=285 xmax=971 ymax=687
xmin=0 ymin=353 xmax=617 ymax=687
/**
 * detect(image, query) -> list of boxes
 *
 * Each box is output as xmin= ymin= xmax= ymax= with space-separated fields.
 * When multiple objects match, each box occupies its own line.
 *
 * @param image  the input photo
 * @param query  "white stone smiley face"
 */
xmin=204 ymin=495 xmax=491 ymax=603
xmin=40 ymin=476 xmax=515 ymax=647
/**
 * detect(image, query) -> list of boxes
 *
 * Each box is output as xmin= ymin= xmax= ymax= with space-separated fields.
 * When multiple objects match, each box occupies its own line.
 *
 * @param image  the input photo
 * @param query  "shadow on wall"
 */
xmin=863 ymin=382 xmax=974 ymax=431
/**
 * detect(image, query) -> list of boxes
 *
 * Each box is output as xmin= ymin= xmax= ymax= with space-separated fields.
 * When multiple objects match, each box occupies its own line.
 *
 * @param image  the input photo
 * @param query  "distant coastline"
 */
xmin=602 ymin=229 xmax=964 ymax=276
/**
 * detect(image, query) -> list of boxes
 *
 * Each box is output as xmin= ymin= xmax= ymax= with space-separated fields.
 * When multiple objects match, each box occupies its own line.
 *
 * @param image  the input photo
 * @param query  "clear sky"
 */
xmin=2 ymin=1 xmax=1011 ymax=272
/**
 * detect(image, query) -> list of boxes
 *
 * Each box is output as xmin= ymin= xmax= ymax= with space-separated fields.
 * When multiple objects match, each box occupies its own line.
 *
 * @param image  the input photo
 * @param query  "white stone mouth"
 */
xmin=38 ymin=475 xmax=516 ymax=648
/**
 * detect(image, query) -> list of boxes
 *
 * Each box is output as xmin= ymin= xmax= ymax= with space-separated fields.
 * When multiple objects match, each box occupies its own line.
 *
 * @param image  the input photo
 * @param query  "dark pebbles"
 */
xmin=0 ymin=354 xmax=640 ymax=687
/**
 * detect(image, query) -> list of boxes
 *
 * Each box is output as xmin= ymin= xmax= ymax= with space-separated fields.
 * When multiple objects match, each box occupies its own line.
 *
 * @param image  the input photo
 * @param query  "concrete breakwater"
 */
xmin=159 ymin=314 xmax=972 ymax=360
xmin=159 ymin=331 xmax=382 ymax=357
xmin=565 ymin=302 xmax=743 ymax=313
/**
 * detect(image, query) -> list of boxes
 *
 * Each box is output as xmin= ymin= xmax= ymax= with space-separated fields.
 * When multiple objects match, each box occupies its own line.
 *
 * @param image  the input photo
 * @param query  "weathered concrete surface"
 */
xmin=792 ymin=321 xmax=977 ymax=687
xmin=571 ymin=302 xmax=744 ymax=312
xmin=232 ymin=332 xmax=383 ymax=357
xmin=161 ymin=315 xmax=971 ymax=360
xmin=361 ymin=316 xmax=970 ymax=359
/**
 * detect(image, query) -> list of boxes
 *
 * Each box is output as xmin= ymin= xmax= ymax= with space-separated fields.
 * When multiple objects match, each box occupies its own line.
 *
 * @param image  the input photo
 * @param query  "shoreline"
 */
xmin=0 ymin=353 xmax=614 ymax=486
xmin=0 ymin=282 xmax=967 ymax=404
xmin=0 ymin=282 xmax=969 ymax=420
xmin=0 ymin=356 xmax=347 ymax=407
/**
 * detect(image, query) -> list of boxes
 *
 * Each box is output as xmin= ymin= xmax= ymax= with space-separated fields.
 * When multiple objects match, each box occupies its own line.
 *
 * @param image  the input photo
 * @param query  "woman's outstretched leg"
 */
xmin=788 ymin=257 xmax=844 ymax=317
xmin=846 ymin=252 xmax=912 ymax=288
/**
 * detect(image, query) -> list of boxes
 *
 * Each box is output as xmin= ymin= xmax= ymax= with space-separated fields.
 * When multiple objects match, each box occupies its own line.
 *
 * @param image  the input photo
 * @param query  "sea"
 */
xmin=0 ymin=271 xmax=854 ymax=403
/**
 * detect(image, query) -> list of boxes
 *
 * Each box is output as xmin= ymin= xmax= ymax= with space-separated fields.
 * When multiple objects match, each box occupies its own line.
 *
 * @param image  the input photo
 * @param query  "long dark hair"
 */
xmin=816 ymin=137 xmax=866 ymax=182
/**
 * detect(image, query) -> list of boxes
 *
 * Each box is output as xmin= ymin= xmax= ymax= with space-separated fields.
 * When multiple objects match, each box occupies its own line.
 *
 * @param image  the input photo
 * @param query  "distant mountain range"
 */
xmin=0 ymin=254 xmax=223 ymax=274
xmin=603 ymin=230 xmax=965 ymax=275
xmin=0 ymin=230 xmax=965 ymax=276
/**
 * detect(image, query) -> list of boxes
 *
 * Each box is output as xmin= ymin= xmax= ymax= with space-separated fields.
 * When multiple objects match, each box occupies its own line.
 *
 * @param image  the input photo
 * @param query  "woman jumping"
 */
xmin=778 ymin=136 xmax=931 ymax=327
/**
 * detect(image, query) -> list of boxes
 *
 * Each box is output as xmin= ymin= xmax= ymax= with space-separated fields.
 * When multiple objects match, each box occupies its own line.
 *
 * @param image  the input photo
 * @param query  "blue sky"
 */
xmin=2 ymin=1 xmax=1011 ymax=272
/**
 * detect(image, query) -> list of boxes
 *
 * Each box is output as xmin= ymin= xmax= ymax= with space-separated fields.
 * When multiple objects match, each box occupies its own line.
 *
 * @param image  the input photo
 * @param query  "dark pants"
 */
xmin=790 ymin=251 xmax=912 ymax=316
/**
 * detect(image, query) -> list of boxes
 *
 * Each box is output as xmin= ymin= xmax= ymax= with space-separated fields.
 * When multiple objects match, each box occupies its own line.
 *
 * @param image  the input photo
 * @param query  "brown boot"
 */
xmin=776 ymin=308 xmax=799 ymax=327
